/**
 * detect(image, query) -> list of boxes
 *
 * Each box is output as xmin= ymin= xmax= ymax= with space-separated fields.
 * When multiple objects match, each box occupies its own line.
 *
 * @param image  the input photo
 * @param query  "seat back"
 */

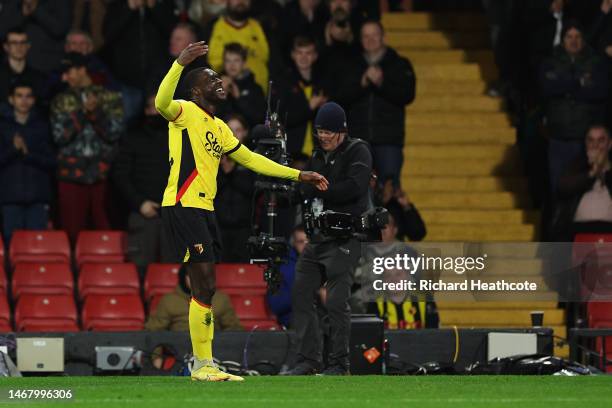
xmin=144 ymin=263 xmax=180 ymax=300
xmin=229 ymin=294 xmax=271 ymax=320
xmin=15 ymin=295 xmax=77 ymax=331
xmin=12 ymin=263 xmax=74 ymax=299
xmin=78 ymin=263 xmax=140 ymax=300
xmin=75 ymin=231 xmax=126 ymax=267
xmin=9 ymin=230 xmax=70 ymax=266
xmin=81 ymin=294 xmax=144 ymax=331
xmin=216 ymin=263 xmax=266 ymax=295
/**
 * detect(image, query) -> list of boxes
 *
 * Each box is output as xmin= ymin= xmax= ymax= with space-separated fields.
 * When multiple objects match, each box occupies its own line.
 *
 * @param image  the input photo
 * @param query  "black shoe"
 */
xmin=318 ymin=365 xmax=350 ymax=376
xmin=281 ymin=362 xmax=319 ymax=376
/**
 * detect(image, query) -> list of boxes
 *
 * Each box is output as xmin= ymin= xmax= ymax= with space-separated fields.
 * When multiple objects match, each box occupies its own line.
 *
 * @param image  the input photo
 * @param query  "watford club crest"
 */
xmin=203 ymin=311 xmax=213 ymax=326
xmin=193 ymin=244 xmax=204 ymax=254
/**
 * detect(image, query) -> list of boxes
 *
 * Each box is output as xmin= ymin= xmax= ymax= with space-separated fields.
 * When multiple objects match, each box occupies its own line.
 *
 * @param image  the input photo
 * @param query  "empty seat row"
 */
xmin=8 ymin=230 xmax=126 ymax=267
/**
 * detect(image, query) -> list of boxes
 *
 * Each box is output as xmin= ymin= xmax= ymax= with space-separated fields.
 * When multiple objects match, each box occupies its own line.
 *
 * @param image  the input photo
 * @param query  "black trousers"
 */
xmin=291 ymin=238 xmax=361 ymax=370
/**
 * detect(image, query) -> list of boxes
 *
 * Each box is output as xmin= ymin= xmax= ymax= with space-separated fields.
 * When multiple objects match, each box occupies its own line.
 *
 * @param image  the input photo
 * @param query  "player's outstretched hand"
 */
xmin=299 ymin=171 xmax=329 ymax=191
xmin=177 ymin=41 xmax=208 ymax=66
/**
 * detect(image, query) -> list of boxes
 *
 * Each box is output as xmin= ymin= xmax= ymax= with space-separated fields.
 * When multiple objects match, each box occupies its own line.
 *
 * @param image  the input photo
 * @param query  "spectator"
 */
xmin=103 ymin=0 xmax=177 ymax=122
xmin=279 ymin=0 xmax=328 ymax=56
xmin=0 ymin=29 xmax=47 ymax=111
xmin=188 ymin=0 xmax=227 ymax=26
xmin=0 ymin=81 xmax=54 ymax=243
xmin=377 ymin=179 xmax=426 ymax=241
xmin=339 ymin=20 xmax=416 ymax=187
xmin=279 ymin=36 xmax=328 ymax=155
xmin=51 ymin=52 xmax=124 ymax=244
xmin=215 ymin=153 xmax=256 ymax=262
xmin=205 ymin=0 xmax=274 ymax=92
xmin=540 ymin=20 xmax=610 ymax=192
xmin=226 ymin=113 xmax=253 ymax=148
xmin=351 ymin=213 xmax=419 ymax=312
xmin=0 ymin=0 xmax=72 ymax=73
xmin=267 ymin=225 xmax=308 ymax=327
xmin=366 ymin=266 xmax=439 ymax=329
xmin=72 ymin=0 xmax=107 ymax=51
xmin=145 ymin=264 xmax=243 ymax=331
xmin=113 ymin=93 xmax=170 ymax=275
xmin=553 ymin=125 xmax=612 ymax=241
xmin=215 ymin=43 xmax=266 ymax=126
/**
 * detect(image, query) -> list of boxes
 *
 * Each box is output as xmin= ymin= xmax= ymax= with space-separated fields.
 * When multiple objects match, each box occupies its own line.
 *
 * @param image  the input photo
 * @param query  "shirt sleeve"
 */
xmin=155 ymin=60 xmax=184 ymax=122
xmin=228 ymin=143 xmax=300 ymax=181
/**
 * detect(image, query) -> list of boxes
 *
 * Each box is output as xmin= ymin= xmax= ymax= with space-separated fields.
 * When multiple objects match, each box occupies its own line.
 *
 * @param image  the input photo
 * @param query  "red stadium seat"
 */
xmin=15 ymin=294 xmax=79 ymax=332
xmin=9 ymin=230 xmax=70 ymax=266
xmin=229 ymin=294 xmax=272 ymax=320
xmin=82 ymin=294 xmax=145 ymax=331
xmin=144 ymin=263 xmax=180 ymax=300
xmin=0 ymin=295 xmax=11 ymax=332
xmin=588 ymin=302 xmax=612 ymax=372
xmin=0 ymin=265 xmax=6 ymax=294
xmin=216 ymin=264 xmax=267 ymax=295
xmin=75 ymin=231 xmax=126 ymax=267
xmin=241 ymin=319 xmax=281 ymax=331
xmin=12 ymin=263 xmax=74 ymax=299
xmin=78 ymin=263 xmax=140 ymax=300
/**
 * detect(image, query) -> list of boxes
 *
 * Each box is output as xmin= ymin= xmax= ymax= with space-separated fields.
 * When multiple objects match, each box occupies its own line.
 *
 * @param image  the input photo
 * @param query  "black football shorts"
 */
xmin=161 ymin=205 xmax=223 ymax=263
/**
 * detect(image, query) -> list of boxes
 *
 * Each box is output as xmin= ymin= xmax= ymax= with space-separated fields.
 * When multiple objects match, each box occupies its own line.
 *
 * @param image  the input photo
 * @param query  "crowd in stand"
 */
xmin=481 ymin=0 xmax=612 ymax=240
xmin=0 ymin=0 xmax=424 ymax=330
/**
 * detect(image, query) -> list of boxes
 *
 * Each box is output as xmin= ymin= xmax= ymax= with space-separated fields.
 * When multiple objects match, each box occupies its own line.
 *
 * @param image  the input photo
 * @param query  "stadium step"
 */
xmin=420 ymin=210 xmax=539 ymax=225
xmin=406 ymin=127 xmax=515 ymax=145
xmin=381 ymin=12 xmax=488 ymax=31
xmin=400 ymin=49 xmax=495 ymax=66
xmin=411 ymin=192 xmax=529 ymax=209
xmin=424 ymin=224 xmax=536 ymax=241
xmin=405 ymin=144 xmax=515 ymax=160
xmin=409 ymin=95 xmax=502 ymax=112
xmin=407 ymin=176 xmax=526 ymax=192
xmin=402 ymin=157 xmax=523 ymax=177
xmin=414 ymin=64 xmax=497 ymax=82
xmin=439 ymin=309 xmax=565 ymax=326
xmin=387 ymin=31 xmax=489 ymax=50
xmin=417 ymin=80 xmax=488 ymax=96
xmin=407 ymin=112 xmax=511 ymax=128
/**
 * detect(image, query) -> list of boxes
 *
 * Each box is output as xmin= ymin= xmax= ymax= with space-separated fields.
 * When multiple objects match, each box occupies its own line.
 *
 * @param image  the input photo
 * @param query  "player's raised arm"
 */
xmin=228 ymin=144 xmax=329 ymax=191
xmin=155 ymin=41 xmax=208 ymax=121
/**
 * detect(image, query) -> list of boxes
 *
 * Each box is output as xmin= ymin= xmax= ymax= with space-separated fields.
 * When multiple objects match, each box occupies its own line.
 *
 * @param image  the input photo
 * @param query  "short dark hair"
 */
xmin=223 ymin=42 xmax=247 ymax=61
xmin=292 ymin=36 xmax=316 ymax=50
xmin=225 ymin=113 xmax=249 ymax=130
xmin=183 ymin=67 xmax=207 ymax=97
xmin=561 ymin=19 xmax=584 ymax=39
xmin=173 ymin=21 xmax=198 ymax=40
xmin=361 ymin=19 xmax=384 ymax=35
xmin=9 ymin=80 xmax=34 ymax=97
xmin=4 ymin=27 xmax=27 ymax=43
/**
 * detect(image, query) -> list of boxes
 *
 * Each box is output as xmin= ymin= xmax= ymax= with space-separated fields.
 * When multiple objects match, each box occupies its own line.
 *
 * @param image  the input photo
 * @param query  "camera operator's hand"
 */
xmin=299 ymin=171 xmax=329 ymax=191
xmin=177 ymin=41 xmax=208 ymax=66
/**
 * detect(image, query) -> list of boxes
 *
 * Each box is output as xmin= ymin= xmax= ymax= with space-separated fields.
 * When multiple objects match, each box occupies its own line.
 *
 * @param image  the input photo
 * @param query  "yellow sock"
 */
xmin=189 ymin=297 xmax=214 ymax=362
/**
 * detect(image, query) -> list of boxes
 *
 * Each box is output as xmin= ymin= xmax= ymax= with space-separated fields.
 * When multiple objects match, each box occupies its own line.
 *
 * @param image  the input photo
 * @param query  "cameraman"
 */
xmin=287 ymin=102 xmax=373 ymax=375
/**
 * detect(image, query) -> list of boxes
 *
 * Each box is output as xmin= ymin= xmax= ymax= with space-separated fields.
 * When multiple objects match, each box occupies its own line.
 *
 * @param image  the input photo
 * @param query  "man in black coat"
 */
xmin=112 ymin=93 xmax=170 ymax=275
xmin=215 ymin=43 xmax=266 ymax=126
xmin=540 ymin=20 xmax=609 ymax=192
xmin=338 ymin=20 xmax=415 ymax=188
xmin=278 ymin=36 xmax=329 ymax=156
xmin=0 ymin=81 xmax=55 ymax=243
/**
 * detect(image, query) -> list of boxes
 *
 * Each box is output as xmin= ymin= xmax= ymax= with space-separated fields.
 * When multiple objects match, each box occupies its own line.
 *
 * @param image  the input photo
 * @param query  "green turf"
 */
xmin=0 ymin=376 xmax=611 ymax=408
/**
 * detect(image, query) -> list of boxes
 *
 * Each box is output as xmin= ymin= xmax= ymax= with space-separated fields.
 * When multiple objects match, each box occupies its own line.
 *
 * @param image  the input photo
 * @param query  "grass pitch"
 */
xmin=0 ymin=376 xmax=611 ymax=408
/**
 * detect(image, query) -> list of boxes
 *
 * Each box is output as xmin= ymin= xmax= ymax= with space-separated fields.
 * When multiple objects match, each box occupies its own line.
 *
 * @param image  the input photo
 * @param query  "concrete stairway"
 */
xmin=382 ymin=12 xmax=567 ymax=356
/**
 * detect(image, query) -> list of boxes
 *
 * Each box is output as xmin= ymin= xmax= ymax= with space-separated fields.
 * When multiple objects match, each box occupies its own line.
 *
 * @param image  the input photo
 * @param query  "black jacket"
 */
xmin=551 ymin=155 xmax=612 ymax=241
xmin=215 ymin=71 xmax=266 ymax=126
xmin=112 ymin=116 xmax=170 ymax=212
xmin=301 ymin=137 xmax=372 ymax=216
xmin=215 ymin=163 xmax=256 ymax=228
xmin=102 ymin=0 xmax=177 ymax=88
xmin=338 ymin=47 xmax=416 ymax=146
xmin=277 ymin=64 xmax=330 ymax=155
xmin=539 ymin=45 xmax=609 ymax=141
xmin=0 ymin=109 xmax=55 ymax=205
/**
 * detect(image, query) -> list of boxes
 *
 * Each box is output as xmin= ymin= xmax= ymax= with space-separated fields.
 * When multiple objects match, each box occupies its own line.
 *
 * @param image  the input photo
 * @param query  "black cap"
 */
xmin=314 ymin=102 xmax=347 ymax=133
xmin=60 ymin=52 xmax=88 ymax=73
